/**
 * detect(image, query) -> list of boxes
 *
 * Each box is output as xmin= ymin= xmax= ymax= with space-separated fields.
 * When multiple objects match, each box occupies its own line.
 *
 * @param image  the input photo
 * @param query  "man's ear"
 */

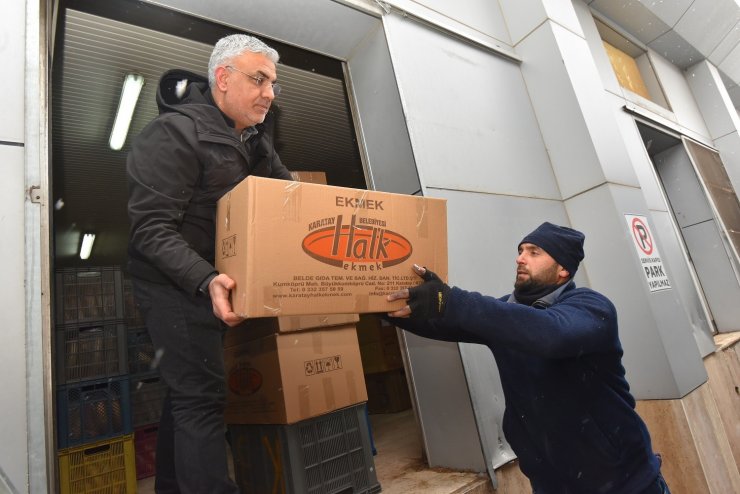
xmin=557 ymin=266 xmax=570 ymax=283
xmin=214 ymin=66 xmax=229 ymax=91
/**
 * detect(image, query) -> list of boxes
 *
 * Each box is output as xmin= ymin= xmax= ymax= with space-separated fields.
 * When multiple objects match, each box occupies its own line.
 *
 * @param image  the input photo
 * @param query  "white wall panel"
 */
xmin=426 ymin=187 xmax=583 ymax=469
xmin=498 ymin=0 xmax=547 ymax=45
xmin=0 ymin=144 xmax=28 ymax=493
xmin=566 ymin=183 xmax=707 ymax=398
xmin=715 ymin=132 xmax=740 ymax=193
xmin=686 ymin=61 xmax=740 ymax=140
xmin=0 ymin=0 xmax=25 ymax=143
xmin=650 ymin=51 xmax=711 ymax=139
xmin=573 ymin=0 xmax=622 ymax=97
xmin=606 ymin=95 xmax=669 ymax=212
xmin=518 ymin=21 xmax=644 ymax=198
xmin=145 ymin=0 xmax=379 ymax=59
xmin=589 ymin=0 xmax=673 ymax=44
xmin=383 ymin=13 xmax=560 ymax=199
xmin=673 ymin=0 xmax=740 ymax=58
xmin=394 ymin=0 xmax=511 ymax=46
xmin=650 ymin=211 xmax=716 ymax=357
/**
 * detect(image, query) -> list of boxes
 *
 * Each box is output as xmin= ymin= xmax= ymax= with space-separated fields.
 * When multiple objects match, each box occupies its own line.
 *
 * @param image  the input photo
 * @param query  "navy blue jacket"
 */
xmin=391 ymin=281 xmax=660 ymax=493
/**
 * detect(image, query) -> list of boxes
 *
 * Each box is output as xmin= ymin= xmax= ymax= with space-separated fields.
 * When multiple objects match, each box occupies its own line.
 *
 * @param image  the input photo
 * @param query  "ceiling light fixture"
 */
xmin=79 ymin=233 xmax=96 ymax=260
xmin=109 ymin=73 xmax=145 ymax=151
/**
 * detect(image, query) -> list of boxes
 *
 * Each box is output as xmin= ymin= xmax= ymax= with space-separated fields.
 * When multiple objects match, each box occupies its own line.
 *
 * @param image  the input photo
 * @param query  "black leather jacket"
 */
xmin=127 ymin=69 xmax=291 ymax=295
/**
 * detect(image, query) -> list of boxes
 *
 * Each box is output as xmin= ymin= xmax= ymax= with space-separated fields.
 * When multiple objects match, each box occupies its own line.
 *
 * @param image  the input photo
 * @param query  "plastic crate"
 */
xmin=57 ymin=375 xmax=132 ymax=449
xmin=55 ymin=267 xmax=124 ymax=325
xmin=130 ymin=372 xmax=167 ymax=427
xmin=122 ymin=276 xmax=145 ymax=327
xmin=127 ymin=326 xmax=157 ymax=375
xmin=58 ymin=434 xmax=136 ymax=494
xmin=134 ymin=423 xmax=159 ymax=480
xmin=56 ymin=321 xmax=127 ymax=384
xmin=229 ymin=403 xmax=381 ymax=494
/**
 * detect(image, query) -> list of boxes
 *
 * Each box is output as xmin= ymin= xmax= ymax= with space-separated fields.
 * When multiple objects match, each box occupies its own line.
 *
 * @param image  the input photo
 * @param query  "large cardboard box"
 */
xmin=215 ymin=176 xmax=448 ymax=318
xmin=224 ymin=312 xmax=359 ymax=347
xmin=224 ymin=325 xmax=367 ymax=424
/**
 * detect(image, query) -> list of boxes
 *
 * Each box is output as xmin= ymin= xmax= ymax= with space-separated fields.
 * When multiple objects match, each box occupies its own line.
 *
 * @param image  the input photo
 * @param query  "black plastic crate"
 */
xmin=55 ymin=267 xmax=124 ymax=325
xmin=56 ymin=321 xmax=128 ymax=384
xmin=57 ymin=375 xmax=132 ymax=449
xmin=229 ymin=403 xmax=381 ymax=494
xmin=130 ymin=372 xmax=167 ymax=427
xmin=127 ymin=326 xmax=157 ymax=375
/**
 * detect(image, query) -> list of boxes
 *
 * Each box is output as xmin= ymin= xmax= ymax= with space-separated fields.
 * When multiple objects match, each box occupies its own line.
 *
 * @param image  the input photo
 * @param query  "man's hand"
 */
xmin=387 ymin=264 xmax=450 ymax=319
xmin=208 ymin=273 xmax=245 ymax=327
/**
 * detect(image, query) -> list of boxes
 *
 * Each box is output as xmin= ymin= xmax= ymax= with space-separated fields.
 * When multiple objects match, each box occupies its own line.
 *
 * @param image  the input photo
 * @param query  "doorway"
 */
xmin=637 ymin=122 xmax=740 ymax=333
xmin=50 ymin=0 xmax=428 ymax=491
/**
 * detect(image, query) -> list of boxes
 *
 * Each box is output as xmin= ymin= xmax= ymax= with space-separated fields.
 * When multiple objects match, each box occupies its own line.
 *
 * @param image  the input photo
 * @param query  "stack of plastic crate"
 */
xmin=55 ymin=266 xmax=136 ymax=493
xmin=123 ymin=275 xmax=167 ymax=480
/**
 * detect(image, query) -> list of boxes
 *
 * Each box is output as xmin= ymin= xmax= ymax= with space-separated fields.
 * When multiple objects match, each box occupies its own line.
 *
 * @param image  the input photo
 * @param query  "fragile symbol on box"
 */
xmin=221 ymin=235 xmax=237 ymax=258
xmin=304 ymin=355 xmax=343 ymax=376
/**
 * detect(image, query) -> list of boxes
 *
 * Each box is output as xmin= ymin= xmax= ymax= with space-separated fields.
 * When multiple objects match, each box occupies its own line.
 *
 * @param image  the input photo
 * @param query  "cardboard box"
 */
xmin=224 ymin=312 xmax=359 ymax=347
xmin=216 ymin=176 xmax=448 ymax=318
xmin=290 ymin=171 xmax=327 ymax=184
xmin=224 ymin=325 xmax=367 ymax=424
xmin=357 ymin=315 xmax=404 ymax=374
xmin=365 ymin=368 xmax=412 ymax=414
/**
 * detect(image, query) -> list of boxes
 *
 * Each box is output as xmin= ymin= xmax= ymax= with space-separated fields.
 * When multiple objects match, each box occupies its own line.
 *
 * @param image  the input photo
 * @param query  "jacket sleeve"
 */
xmin=268 ymin=148 xmax=292 ymax=180
xmin=127 ymin=115 xmax=216 ymax=295
xmin=390 ymin=287 xmax=617 ymax=358
xmin=435 ymin=287 xmax=618 ymax=358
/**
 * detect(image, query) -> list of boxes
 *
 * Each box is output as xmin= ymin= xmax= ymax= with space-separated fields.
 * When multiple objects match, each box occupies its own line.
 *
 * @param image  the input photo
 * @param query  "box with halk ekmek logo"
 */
xmin=215 ymin=176 xmax=448 ymax=318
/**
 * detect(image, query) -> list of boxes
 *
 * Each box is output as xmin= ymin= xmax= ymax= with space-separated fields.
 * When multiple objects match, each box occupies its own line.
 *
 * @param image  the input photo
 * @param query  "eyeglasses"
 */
xmin=226 ymin=65 xmax=281 ymax=96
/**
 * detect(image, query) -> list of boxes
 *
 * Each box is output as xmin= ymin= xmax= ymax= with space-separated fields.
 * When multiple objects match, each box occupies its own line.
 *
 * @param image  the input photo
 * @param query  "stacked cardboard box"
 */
xmin=220 ymin=172 xmax=446 ymax=492
xmin=223 ymin=314 xmax=366 ymax=424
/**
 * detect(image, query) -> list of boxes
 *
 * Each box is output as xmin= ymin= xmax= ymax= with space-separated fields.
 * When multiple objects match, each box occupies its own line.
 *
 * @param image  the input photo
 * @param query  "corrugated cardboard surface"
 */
xmin=224 ymin=325 xmax=367 ymax=424
xmin=224 ymin=313 xmax=360 ymax=347
xmin=215 ymin=176 xmax=448 ymax=318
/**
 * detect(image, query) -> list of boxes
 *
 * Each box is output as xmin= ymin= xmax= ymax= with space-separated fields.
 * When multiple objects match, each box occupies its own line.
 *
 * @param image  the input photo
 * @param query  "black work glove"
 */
xmin=407 ymin=268 xmax=450 ymax=319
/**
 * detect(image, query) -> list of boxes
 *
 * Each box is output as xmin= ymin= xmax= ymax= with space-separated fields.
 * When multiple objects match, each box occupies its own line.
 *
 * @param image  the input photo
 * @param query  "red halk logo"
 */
xmin=302 ymin=214 xmax=412 ymax=268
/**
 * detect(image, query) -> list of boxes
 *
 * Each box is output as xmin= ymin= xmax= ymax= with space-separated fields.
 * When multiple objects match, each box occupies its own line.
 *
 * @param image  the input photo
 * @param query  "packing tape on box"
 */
xmin=281 ymin=181 xmax=301 ymax=222
xmin=322 ymin=377 xmax=336 ymax=410
xmin=416 ymin=197 xmax=429 ymax=238
xmin=263 ymin=287 xmax=281 ymax=316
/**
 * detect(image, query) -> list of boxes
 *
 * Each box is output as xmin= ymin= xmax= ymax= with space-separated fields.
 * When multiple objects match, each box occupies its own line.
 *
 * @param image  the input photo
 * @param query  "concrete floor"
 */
xmin=137 ymin=408 xmax=493 ymax=493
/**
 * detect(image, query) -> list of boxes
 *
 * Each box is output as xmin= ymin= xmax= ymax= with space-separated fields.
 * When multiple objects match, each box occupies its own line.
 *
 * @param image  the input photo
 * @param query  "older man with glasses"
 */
xmin=127 ymin=33 xmax=291 ymax=493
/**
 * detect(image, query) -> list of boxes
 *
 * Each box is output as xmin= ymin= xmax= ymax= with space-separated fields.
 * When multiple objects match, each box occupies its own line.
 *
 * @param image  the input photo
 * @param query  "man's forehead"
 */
xmin=519 ymin=243 xmax=541 ymax=251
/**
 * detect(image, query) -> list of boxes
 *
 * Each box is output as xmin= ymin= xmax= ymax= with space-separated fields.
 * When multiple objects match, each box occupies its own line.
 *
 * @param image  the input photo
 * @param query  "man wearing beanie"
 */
xmin=386 ymin=222 xmax=670 ymax=494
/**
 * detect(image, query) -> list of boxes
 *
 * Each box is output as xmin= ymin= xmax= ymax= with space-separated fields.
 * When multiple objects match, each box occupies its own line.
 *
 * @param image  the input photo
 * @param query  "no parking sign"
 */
xmin=625 ymin=214 xmax=671 ymax=292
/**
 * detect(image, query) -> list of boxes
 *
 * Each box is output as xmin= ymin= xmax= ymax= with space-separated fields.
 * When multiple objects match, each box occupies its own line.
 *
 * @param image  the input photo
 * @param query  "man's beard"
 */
xmin=514 ymin=264 xmax=560 ymax=290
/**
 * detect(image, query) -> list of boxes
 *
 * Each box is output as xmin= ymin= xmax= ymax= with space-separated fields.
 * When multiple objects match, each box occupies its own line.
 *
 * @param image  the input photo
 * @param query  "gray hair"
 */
xmin=208 ymin=34 xmax=280 ymax=87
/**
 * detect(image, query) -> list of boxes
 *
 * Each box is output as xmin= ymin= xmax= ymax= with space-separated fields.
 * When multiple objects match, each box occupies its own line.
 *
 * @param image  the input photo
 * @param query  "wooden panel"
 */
xmin=494 ymin=460 xmax=530 ymax=492
xmin=705 ymin=343 xmax=740 ymax=470
xmin=602 ymin=40 xmax=651 ymax=99
xmin=635 ymin=399 xmax=709 ymax=493
xmin=682 ymin=382 xmax=740 ymax=493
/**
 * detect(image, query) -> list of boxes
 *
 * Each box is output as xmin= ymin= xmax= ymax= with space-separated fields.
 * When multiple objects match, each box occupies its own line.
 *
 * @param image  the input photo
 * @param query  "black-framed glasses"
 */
xmin=226 ymin=65 xmax=281 ymax=96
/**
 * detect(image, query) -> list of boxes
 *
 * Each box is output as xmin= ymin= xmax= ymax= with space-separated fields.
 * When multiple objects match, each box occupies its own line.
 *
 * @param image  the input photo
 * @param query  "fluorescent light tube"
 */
xmin=109 ymin=73 xmax=145 ymax=151
xmin=79 ymin=233 xmax=96 ymax=260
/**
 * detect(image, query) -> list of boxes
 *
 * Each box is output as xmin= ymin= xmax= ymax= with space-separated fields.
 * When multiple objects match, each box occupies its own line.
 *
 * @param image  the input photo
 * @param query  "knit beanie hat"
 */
xmin=519 ymin=222 xmax=585 ymax=277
